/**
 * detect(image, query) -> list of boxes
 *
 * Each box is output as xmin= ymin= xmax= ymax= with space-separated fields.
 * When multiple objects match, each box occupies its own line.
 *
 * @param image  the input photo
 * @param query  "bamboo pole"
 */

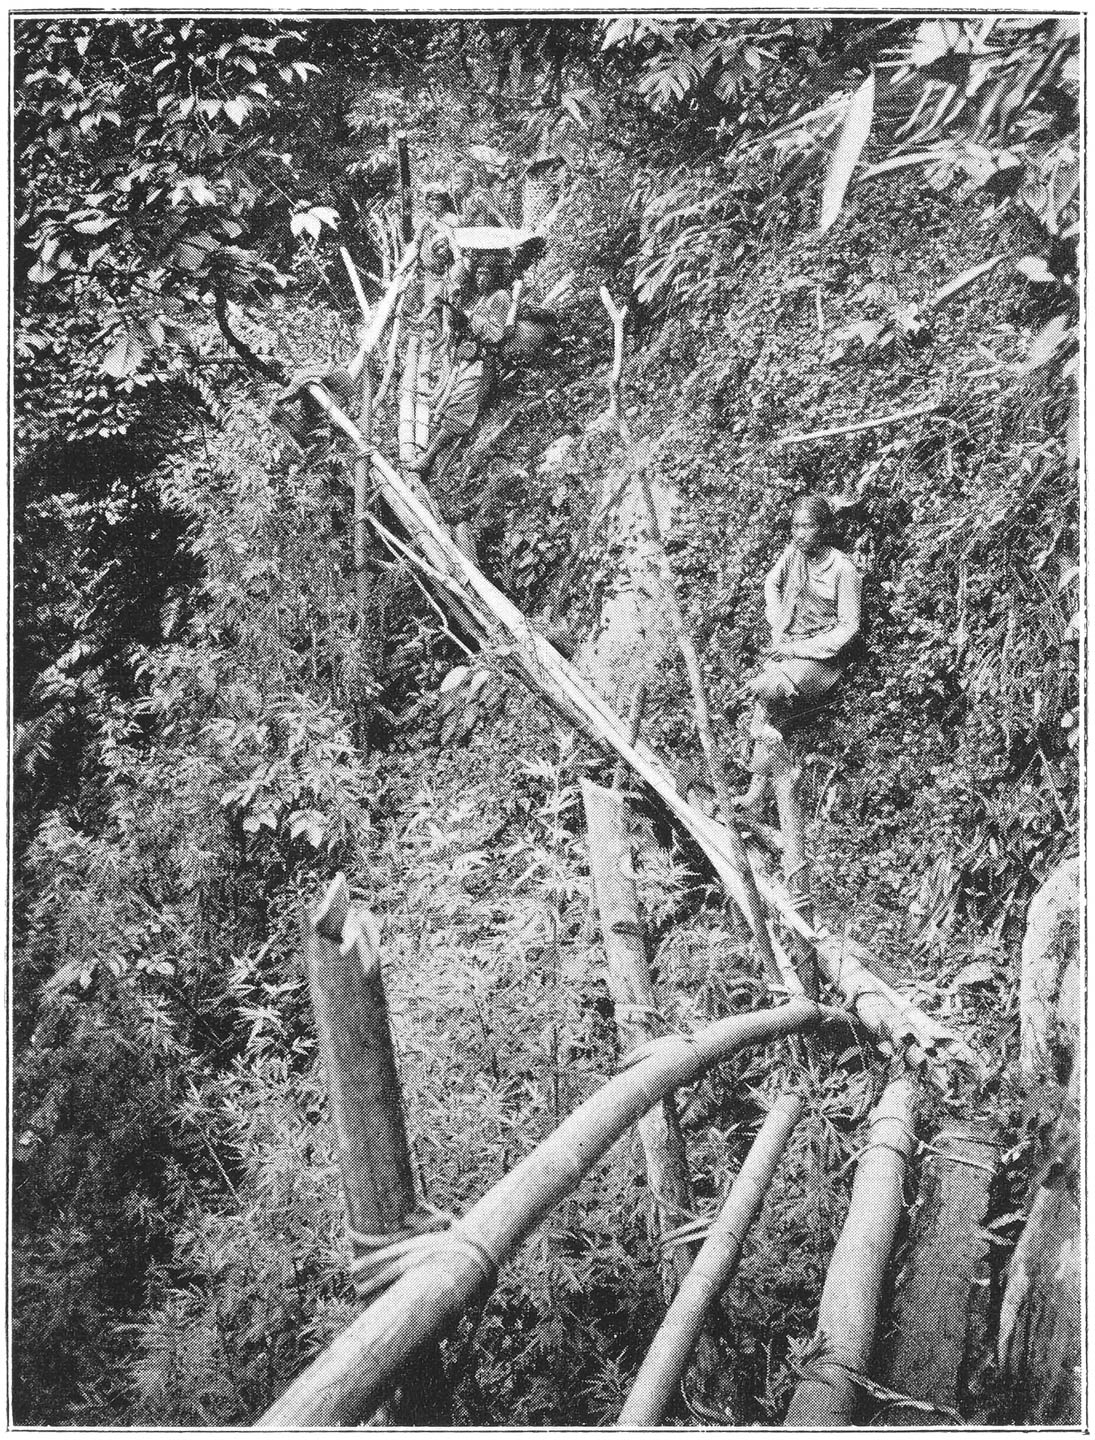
xmin=582 ymin=779 xmax=694 ymax=1299
xmin=618 ymin=1092 xmax=804 ymax=1426
xmin=396 ymin=132 xmax=413 ymax=243
xmin=784 ymin=1075 xmax=919 ymax=1426
xmin=256 ymin=999 xmax=835 ymax=1427
xmin=595 ymin=290 xmax=780 ymax=987
xmin=296 ymin=387 xmax=977 ymax=1081
xmin=634 ymin=456 xmax=781 ymax=986
xmin=340 ymin=252 xmax=375 ymax=612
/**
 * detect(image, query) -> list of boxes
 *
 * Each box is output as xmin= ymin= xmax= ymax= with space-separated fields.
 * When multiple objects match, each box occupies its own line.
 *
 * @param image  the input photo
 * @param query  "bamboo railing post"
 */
xmin=618 ymin=1092 xmax=804 ymax=1426
xmin=613 ymin=684 xmax=647 ymax=793
xmin=597 ymin=290 xmax=781 ymax=989
xmin=304 ymin=876 xmax=446 ymax=1425
xmin=772 ymin=754 xmax=818 ymax=999
xmin=256 ymin=999 xmax=836 ymax=1427
xmin=396 ymin=132 xmax=413 ymax=243
xmin=582 ymin=779 xmax=693 ymax=1300
xmin=784 ymin=1075 xmax=919 ymax=1426
xmin=341 ymin=249 xmax=375 ymax=612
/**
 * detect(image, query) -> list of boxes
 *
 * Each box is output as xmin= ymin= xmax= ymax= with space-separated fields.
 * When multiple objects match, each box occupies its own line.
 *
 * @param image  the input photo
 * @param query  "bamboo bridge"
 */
xmin=256 ymin=232 xmax=990 ymax=1428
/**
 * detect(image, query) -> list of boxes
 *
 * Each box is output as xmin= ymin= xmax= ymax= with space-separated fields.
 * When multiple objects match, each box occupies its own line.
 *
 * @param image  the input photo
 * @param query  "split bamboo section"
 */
xmin=784 ymin=1076 xmax=919 ymax=1426
xmin=256 ymin=1000 xmax=832 ymax=1427
xmin=618 ymin=1092 xmax=804 ymax=1426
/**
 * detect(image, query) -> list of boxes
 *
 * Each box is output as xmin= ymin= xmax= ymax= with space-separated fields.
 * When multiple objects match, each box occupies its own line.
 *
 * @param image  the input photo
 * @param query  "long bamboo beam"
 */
xmin=784 ymin=1076 xmax=918 ymax=1425
xmin=618 ymin=1092 xmax=804 ymax=1425
xmin=256 ymin=1000 xmax=835 ymax=1427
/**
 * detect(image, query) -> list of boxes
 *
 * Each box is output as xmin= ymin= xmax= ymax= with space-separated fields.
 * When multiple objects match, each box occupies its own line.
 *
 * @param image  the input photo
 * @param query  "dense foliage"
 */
xmin=13 ymin=14 xmax=1078 ymax=1427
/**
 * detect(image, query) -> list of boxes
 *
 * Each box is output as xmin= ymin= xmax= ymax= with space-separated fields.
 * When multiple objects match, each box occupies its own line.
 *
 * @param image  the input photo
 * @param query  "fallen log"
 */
xmin=256 ymin=999 xmax=838 ymax=1427
xmin=618 ymin=1092 xmax=804 ymax=1426
xmin=875 ymin=1122 xmax=999 ymax=1424
xmin=784 ymin=1076 xmax=918 ymax=1426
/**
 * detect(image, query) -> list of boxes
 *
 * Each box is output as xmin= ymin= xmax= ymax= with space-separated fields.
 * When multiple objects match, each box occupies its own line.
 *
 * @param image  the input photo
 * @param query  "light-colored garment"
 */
xmin=764 ymin=544 xmax=862 ymax=663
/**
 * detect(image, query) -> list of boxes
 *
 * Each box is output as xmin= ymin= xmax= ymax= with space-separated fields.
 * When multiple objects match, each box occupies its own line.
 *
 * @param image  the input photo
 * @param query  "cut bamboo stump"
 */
xmin=875 ymin=1122 xmax=998 ymax=1424
xmin=582 ymin=779 xmax=694 ymax=1300
xmin=256 ymin=999 xmax=834 ymax=1427
xmin=618 ymin=1092 xmax=804 ymax=1426
xmin=306 ymin=877 xmax=416 ymax=1244
xmin=784 ymin=1075 xmax=918 ymax=1426
xmin=304 ymin=876 xmax=447 ymax=1425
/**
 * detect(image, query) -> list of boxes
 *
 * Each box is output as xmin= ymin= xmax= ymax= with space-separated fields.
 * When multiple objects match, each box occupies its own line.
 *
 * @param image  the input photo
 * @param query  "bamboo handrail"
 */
xmin=618 ymin=1091 xmax=804 ymax=1425
xmin=256 ymin=1000 xmax=836 ymax=1427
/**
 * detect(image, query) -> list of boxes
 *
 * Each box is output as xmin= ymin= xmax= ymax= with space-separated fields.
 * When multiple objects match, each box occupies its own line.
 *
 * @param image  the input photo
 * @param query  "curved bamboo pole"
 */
xmin=256 ymin=1000 xmax=834 ymax=1428
xmin=618 ymin=1092 xmax=804 ymax=1425
xmin=784 ymin=1075 xmax=919 ymax=1426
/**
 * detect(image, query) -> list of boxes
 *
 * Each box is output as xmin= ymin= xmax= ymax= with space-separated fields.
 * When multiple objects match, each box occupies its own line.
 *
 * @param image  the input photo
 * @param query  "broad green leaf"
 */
xmin=101 ymin=328 xmax=146 ymax=378
xmin=819 ymin=70 xmax=875 ymax=234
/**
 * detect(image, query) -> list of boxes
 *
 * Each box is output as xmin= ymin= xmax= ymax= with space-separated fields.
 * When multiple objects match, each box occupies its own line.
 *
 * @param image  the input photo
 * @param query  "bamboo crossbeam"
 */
xmin=784 ymin=1076 xmax=919 ymax=1426
xmin=618 ymin=1092 xmax=804 ymax=1425
xmin=256 ymin=1000 xmax=835 ymax=1427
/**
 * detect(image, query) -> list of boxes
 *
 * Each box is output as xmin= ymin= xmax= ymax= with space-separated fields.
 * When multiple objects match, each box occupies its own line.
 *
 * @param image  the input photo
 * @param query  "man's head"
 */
xmin=473 ymin=254 xmax=505 ymax=294
xmin=790 ymin=494 xmax=833 ymax=558
xmin=423 ymin=181 xmax=453 ymax=219
xmin=451 ymin=165 xmax=475 ymax=201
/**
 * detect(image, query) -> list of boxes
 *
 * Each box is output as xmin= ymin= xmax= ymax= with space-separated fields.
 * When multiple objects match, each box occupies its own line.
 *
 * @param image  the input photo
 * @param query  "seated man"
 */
xmin=737 ymin=494 xmax=862 ymax=812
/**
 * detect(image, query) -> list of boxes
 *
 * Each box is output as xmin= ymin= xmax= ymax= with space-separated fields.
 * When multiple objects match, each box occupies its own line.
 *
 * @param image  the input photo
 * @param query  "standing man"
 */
xmin=737 ymin=494 xmax=862 ymax=813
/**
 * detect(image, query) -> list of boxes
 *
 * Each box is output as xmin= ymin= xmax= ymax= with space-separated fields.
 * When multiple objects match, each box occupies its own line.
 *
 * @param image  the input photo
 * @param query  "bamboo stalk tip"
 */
xmin=314 ymin=874 xmax=350 ymax=940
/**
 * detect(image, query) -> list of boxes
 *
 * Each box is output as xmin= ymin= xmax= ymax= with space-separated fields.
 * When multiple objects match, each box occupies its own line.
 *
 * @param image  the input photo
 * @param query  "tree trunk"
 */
xmin=998 ymin=854 xmax=1082 ymax=1424
xmin=997 ymin=1090 xmax=1080 ymax=1424
xmin=875 ymin=1123 xmax=998 ymax=1423
xmin=1018 ymin=854 xmax=1081 ymax=1082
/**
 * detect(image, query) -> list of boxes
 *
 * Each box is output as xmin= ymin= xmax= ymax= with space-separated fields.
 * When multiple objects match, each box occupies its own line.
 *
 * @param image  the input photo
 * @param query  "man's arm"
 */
xmin=778 ymin=560 xmax=862 ymax=661
xmin=764 ymin=548 xmax=792 ymax=640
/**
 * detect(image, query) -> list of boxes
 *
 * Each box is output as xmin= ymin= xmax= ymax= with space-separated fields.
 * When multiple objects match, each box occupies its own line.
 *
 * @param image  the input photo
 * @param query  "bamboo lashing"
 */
xmin=618 ymin=1092 xmax=804 ymax=1425
xmin=784 ymin=1076 xmax=919 ymax=1425
xmin=256 ymin=999 xmax=836 ymax=1427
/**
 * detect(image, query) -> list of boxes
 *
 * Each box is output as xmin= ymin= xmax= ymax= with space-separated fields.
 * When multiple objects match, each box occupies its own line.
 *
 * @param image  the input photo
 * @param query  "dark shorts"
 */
xmin=747 ymin=656 xmax=842 ymax=707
